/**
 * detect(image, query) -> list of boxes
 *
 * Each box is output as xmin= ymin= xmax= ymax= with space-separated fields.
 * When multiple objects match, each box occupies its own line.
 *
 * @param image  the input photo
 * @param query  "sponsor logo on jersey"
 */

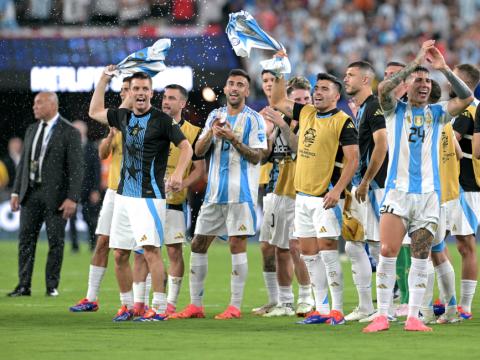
xmin=140 ymin=234 xmax=147 ymax=242
xmin=238 ymin=224 xmax=247 ymax=231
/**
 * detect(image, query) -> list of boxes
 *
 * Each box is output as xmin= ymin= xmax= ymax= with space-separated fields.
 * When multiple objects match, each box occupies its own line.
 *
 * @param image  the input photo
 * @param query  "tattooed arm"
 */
xmin=230 ymin=137 xmax=266 ymax=164
xmin=377 ymin=40 xmax=435 ymax=112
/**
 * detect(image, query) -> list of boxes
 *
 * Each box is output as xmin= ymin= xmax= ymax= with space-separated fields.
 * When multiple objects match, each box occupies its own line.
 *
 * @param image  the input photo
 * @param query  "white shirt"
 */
xmin=30 ymin=113 xmax=59 ymax=182
xmin=199 ymin=105 xmax=267 ymax=205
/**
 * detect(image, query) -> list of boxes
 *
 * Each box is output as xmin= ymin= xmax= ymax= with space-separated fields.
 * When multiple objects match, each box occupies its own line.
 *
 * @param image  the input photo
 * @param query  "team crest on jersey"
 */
xmin=414 ymin=116 xmax=424 ymax=127
xmin=303 ymin=128 xmax=316 ymax=148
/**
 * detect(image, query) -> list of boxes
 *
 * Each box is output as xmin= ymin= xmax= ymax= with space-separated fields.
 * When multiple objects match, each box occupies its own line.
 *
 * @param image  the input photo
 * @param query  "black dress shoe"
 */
xmin=7 ymin=286 xmax=31 ymax=297
xmin=46 ymin=287 xmax=59 ymax=297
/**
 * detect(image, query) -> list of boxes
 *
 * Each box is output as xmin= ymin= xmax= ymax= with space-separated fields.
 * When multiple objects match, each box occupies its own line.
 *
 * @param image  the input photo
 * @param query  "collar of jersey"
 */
xmin=316 ymin=108 xmax=339 ymax=119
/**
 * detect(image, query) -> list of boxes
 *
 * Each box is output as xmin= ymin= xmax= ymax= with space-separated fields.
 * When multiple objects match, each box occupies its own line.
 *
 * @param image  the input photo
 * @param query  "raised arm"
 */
xmin=89 ymin=65 xmax=116 ymax=125
xmin=378 ymin=40 xmax=435 ymax=112
xmin=262 ymin=106 xmax=298 ymax=151
xmin=271 ymin=75 xmax=295 ymax=119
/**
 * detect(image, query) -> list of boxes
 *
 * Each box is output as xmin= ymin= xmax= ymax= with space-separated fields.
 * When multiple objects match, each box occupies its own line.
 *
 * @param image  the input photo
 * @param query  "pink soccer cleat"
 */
xmin=404 ymin=317 xmax=433 ymax=332
xmin=362 ymin=315 xmax=390 ymax=333
xmin=214 ymin=305 xmax=241 ymax=320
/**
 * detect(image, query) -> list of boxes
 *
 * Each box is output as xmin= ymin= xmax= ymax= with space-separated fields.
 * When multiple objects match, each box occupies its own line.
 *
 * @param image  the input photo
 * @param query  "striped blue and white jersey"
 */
xmin=384 ymin=100 xmax=452 ymax=194
xmin=200 ymin=105 xmax=267 ymax=205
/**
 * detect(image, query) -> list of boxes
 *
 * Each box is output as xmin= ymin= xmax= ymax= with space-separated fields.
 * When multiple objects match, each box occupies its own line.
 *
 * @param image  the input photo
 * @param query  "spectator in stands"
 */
xmin=0 ymin=0 xmax=18 ymax=29
xmin=2 ymin=137 xmax=23 ymax=190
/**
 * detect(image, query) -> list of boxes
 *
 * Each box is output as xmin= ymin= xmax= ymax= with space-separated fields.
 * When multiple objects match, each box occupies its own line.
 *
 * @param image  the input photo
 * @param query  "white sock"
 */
xmin=120 ymin=291 xmax=134 ymax=309
xmin=190 ymin=252 xmax=208 ymax=307
xmin=320 ymin=250 xmax=343 ymax=313
xmin=420 ymin=259 xmax=435 ymax=317
xmin=152 ymin=292 xmax=167 ymax=313
xmin=144 ymin=273 xmax=151 ymax=306
xmin=408 ymin=257 xmax=429 ymax=319
xmin=231 ymin=253 xmax=248 ymax=309
xmin=460 ymin=279 xmax=477 ymax=313
xmin=345 ymin=241 xmax=374 ymax=314
xmin=435 ymin=260 xmax=457 ymax=312
xmin=133 ymin=282 xmax=146 ymax=304
xmin=167 ymin=275 xmax=183 ymax=307
xmin=279 ymin=285 xmax=294 ymax=305
xmin=368 ymin=242 xmax=380 ymax=267
xmin=86 ymin=265 xmax=106 ymax=302
xmin=302 ymin=254 xmax=329 ymax=314
xmin=376 ymin=255 xmax=397 ymax=316
xmin=298 ymin=284 xmax=314 ymax=305
xmin=263 ymin=272 xmax=279 ymax=305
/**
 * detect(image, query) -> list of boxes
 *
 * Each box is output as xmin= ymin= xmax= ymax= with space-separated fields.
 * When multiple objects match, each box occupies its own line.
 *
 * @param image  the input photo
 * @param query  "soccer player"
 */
xmin=255 ymin=73 xmax=315 ymax=317
xmin=449 ymin=64 xmax=480 ymax=320
xmin=69 ymin=76 xmax=131 ymax=312
xmin=132 ymin=84 xmax=206 ymax=315
xmin=343 ymin=61 xmax=388 ymax=321
xmin=88 ymin=68 xmax=193 ymax=321
xmin=170 ymin=69 xmax=269 ymax=320
xmin=271 ymin=68 xmax=359 ymax=325
xmin=363 ymin=40 xmax=473 ymax=333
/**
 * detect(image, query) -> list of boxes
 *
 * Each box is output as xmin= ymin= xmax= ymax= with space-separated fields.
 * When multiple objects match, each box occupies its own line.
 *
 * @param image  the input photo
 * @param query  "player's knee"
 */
xmin=95 ymin=236 xmax=110 ymax=255
xmin=167 ymin=244 xmax=183 ymax=263
xmin=456 ymin=238 xmax=475 ymax=257
xmin=289 ymin=241 xmax=300 ymax=259
xmin=260 ymin=241 xmax=275 ymax=256
xmin=114 ymin=249 xmax=129 ymax=265
xmin=191 ymin=235 xmax=210 ymax=253
xmin=345 ymin=240 xmax=363 ymax=257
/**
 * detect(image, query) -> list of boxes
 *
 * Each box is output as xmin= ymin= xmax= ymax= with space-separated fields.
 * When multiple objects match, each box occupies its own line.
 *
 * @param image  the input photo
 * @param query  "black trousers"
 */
xmin=18 ymin=185 xmax=66 ymax=289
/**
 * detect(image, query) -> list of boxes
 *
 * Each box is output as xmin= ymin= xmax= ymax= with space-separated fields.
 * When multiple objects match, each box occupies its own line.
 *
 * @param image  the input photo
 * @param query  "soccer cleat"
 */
xmin=433 ymin=299 xmax=445 ymax=316
xmin=329 ymin=310 xmax=346 ymax=325
xmin=69 ymin=298 xmax=99 ymax=312
xmin=113 ymin=305 xmax=133 ymax=322
xmin=215 ymin=305 xmax=241 ymax=320
xmin=420 ymin=313 xmax=437 ymax=325
xmin=263 ymin=303 xmax=295 ymax=317
xmin=296 ymin=311 xmax=330 ymax=324
xmin=251 ymin=303 xmax=277 ymax=316
xmin=169 ymin=304 xmax=205 ymax=319
xmin=135 ymin=309 xmax=168 ymax=322
xmin=345 ymin=307 xmax=374 ymax=321
xmin=295 ymin=302 xmax=314 ymax=317
xmin=395 ymin=304 xmax=409 ymax=317
xmin=165 ymin=303 xmax=176 ymax=315
xmin=457 ymin=306 xmax=473 ymax=320
xmin=404 ymin=316 xmax=433 ymax=331
xmin=437 ymin=311 xmax=461 ymax=324
xmin=359 ymin=311 xmax=397 ymax=323
xmin=133 ymin=302 xmax=145 ymax=317
xmin=362 ymin=315 xmax=390 ymax=333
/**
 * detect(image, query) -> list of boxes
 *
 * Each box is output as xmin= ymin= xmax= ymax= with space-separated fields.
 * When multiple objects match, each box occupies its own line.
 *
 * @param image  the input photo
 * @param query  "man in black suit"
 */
xmin=8 ymin=92 xmax=84 ymax=297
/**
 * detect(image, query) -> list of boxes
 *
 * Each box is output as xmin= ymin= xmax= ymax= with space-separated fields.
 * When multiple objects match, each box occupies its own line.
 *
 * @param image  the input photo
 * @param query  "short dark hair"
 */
xmin=455 ymin=64 xmax=480 ymax=89
xmin=261 ymin=69 xmax=276 ymax=77
xmin=165 ymin=84 xmax=188 ymax=100
xmin=123 ymin=76 xmax=132 ymax=84
xmin=386 ymin=61 xmax=406 ymax=68
xmin=228 ymin=68 xmax=251 ymax=84
xmin=347 ymin=61 xmax=375 ymax=74
xmin=286 ymin=76 xmax=311 ymax=96
xmin=130 ymin=72 xmax=153 ymax=86
xmin=413 ymin=65 xmax=430 ymax=74
xmin=316 ymin=73 xmax=342 ymax=93
xmin=429 ymin=79 xmax=442 ymax=104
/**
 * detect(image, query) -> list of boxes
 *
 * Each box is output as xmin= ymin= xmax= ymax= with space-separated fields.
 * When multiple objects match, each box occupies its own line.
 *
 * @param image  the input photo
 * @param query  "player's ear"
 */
xmin=245 ymin=86 xmax=250 ymax=97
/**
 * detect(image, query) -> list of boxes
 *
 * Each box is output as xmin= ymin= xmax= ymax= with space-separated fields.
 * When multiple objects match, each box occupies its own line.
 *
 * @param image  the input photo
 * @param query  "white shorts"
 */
xmin=348 ymin=187 xmax=367 ymax=242
xmin=109 ymin=194 xmax=166 ymax=250
xmin=259 ymin=194 xmax=295 ymax=249
xmin=450 ymin=191 xmax=480 ymax=236
xmin=381 ymin=189 xmax=439 ymax=237
xmin=365 ymin=188 xmax=385 ymax=242
xmin=195 ymin=202 xmax=256 ymax=237
xmin=293 ymin=194 xmax=344 ymax=239
xmin=95 ymin=188 xmax=116 ymax=236
xmin=443 ymin=199 xmax=456 ymax=232
xmin=164 ymin=207 xmax=187 ymax=245
xmin=403 ymin=203 xmax=446 ymax=247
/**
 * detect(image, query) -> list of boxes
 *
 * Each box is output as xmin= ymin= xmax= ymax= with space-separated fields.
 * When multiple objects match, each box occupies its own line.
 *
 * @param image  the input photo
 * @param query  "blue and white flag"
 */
xmin=226 ymin=10 xmax=291 ymax=74
xmin=108 ymin=38 xmax=171 ymax=77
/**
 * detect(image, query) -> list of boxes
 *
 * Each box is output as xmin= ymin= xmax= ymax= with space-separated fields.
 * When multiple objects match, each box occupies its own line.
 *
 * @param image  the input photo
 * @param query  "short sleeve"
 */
xmin=475 ymin=106 xmax=480 ymax=134
xmin=248 ymin=113 xmax=268 ymax=149
xmin=199 ymin=108 xmax=220 ymax=140
xmin=453 ymin=111 xmax=473 ymax=137
xmin=107 ymin=108 xmax=130 ymax=130
xmin=292 ymin=103 xmax=305 ymax=121
xmin=339 ymin=118 xmax=358 ymax=146
xmin=367 ymin=101 xmax=386 ymax=133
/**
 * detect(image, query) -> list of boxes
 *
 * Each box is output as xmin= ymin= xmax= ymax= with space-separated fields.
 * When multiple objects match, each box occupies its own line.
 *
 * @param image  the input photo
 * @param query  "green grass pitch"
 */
xmin=0 ymin=240 xmax=479 ymax=360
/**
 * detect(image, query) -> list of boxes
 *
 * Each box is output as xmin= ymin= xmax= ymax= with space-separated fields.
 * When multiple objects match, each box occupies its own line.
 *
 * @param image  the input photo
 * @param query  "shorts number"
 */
xmin=408 ymin=127 xmax=425 ymax=143
xmin=380 ymin=204 xmax=395 ymax=214
xmin=270 ymin=213 xmax=275 ymax=228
